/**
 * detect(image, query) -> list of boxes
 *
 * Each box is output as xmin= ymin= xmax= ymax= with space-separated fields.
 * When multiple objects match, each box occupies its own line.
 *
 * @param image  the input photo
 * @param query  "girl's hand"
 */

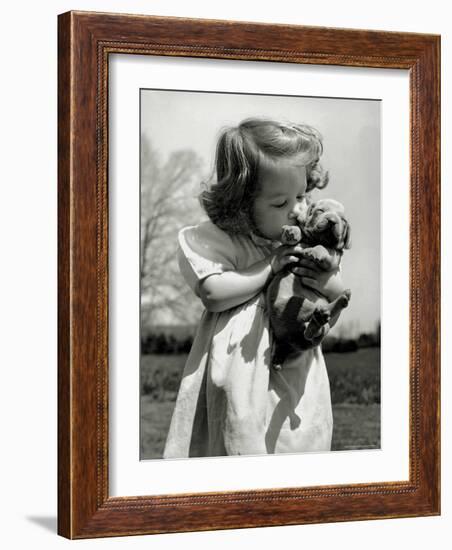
xmin=270 ymin=244 xmax=305 ymax=274
xmin=292 ymin=259 xmax=346 ymax=301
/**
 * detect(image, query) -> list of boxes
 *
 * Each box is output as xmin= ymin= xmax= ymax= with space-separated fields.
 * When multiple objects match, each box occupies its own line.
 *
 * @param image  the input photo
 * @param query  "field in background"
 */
xmin=140 ymin=347 xmax=380 ymax=459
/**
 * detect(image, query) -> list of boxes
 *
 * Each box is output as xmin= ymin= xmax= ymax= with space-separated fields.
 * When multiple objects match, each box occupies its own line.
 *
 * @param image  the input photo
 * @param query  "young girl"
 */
xmin=163 ymin=118 xmax=346 ymax=458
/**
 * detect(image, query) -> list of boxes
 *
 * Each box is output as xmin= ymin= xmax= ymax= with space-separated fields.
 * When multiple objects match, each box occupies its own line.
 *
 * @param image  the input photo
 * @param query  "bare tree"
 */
xmin=140 ymin=136 xmax=205 ymax=327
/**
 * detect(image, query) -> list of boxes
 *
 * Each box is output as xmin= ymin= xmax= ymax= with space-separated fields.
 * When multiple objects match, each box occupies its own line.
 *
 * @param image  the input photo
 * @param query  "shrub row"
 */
xmin=141 ymin=331 xmax=380 ymax=355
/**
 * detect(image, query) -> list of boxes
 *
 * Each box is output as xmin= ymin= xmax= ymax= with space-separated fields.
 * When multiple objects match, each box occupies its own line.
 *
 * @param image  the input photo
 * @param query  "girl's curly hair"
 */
xmin=200 ymin=118 xmax=329 ymax=235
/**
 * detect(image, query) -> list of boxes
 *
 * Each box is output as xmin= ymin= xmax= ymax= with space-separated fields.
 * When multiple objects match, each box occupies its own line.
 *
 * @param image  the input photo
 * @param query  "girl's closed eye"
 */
xmin=273 ymin=200 xmax=288 ymax=208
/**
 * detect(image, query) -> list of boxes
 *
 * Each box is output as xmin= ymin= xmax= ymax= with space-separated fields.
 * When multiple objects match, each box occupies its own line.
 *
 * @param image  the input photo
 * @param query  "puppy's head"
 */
xmin=302 ymin=198 xmax=351 ymax=250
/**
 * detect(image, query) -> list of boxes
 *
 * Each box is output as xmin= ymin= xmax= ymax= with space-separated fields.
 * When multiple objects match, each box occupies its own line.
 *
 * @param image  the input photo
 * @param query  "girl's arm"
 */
xmin=199 ymin=259 xmax=271 ymax=312
xmin=199 ymin=244 xmax=304 ymax=313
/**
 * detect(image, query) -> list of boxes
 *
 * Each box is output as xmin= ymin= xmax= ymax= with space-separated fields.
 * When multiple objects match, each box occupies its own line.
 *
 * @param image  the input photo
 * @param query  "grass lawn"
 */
xmin=140 ymin=399 xmax=380 ymax=459
xmin=331 ymin=403 xmax=380 ymax=452
xmin=140 ymin=397 xmax=175 ymax=459
xmin=140 ymin=347 xmax=380 ymax=459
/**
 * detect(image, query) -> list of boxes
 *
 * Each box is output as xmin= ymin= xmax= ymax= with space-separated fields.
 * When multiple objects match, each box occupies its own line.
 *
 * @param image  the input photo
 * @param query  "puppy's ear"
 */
xmin=330 ymin=216 xmax=342 ymax=241
xmin=304 ymin=202 xmax=316 ymax=221
xmin=343 ymin=221 xmax=352 ymax=249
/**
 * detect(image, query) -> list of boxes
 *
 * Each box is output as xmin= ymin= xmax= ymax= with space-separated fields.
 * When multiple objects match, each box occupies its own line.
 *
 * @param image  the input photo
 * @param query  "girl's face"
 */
xmin=252 ymin=156 xmax=309 ymax=240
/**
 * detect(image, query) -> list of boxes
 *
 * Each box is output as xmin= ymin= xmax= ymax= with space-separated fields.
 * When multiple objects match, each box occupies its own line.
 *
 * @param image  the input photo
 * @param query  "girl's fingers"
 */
xmin=278 ymin=256 xmax=298 ymax=270
xmin=298 ymin=258 xmax=320 ymax=271
xmin=281 ymin=246 xmax=301 ymax=256
xmin=292 ymin=266 xmax=317 ymax=276
xmin=301 ymin=276 xmax=318 ymax=287
xmin=279 ymin=244 xmax=302 ymax=255
xmin=285 ymin=255 xmax=299 ymax=264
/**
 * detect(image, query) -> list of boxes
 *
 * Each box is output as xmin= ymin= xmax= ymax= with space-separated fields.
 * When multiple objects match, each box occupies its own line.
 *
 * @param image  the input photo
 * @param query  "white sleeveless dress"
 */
xmin=163 ymin=220 xmax=333 ymax=458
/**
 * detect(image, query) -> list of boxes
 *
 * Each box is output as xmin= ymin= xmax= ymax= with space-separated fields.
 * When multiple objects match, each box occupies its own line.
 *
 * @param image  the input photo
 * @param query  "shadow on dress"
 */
xmin=265 ymin=355 xmax=311 ymax=453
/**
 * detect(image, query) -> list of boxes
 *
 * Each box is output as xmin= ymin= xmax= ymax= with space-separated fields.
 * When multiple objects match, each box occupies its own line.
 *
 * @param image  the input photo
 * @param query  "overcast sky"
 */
xmin=141 ymin=89 xmax=380 ymax=336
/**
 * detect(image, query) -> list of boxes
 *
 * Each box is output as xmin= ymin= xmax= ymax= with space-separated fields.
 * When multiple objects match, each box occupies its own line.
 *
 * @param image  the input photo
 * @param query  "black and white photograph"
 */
xmin=140 ymin=90 xmax=381 ymax=460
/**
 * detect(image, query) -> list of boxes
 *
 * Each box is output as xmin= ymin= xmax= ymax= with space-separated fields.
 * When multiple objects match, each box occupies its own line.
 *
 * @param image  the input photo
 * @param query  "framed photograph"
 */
xmin=58 ymin=11 xmax=440 ymax=538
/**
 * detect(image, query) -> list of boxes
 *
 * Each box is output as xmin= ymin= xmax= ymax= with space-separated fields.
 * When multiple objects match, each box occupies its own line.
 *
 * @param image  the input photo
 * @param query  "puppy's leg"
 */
xmin=304 ymin=290 xmax=351 ymax=343
xmin=272 ymin=340 xmax=301 ymax=370
xmin=304 ymin=306 xmax=331 ymax=341
xmin=329 ymin=289 xmax=351 ymax=317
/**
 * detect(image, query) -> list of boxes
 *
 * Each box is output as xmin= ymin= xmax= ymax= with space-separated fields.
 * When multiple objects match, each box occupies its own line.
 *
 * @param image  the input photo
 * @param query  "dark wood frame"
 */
xmin=58 ymin=11 xmax=440 ymax=539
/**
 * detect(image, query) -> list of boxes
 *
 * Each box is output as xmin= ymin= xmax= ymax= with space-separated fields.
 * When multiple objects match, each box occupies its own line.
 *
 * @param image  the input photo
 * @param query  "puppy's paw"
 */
xmin=281 ymin=225 xmax=302 ymax=245
xmin=304 ymin=307 xmax=330 ymax=340
xmin=312 ymin=306 xmax=331 ymax=326
xmin=337 ymin=289 xmax=351 ymax=308
xmin=304 ymin=322 xmax=328 ymax=343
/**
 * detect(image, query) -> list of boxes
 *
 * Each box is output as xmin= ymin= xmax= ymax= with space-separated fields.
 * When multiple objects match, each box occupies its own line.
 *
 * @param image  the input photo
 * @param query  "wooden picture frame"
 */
xmin=58 ymin=11 xmax=440 ymax=539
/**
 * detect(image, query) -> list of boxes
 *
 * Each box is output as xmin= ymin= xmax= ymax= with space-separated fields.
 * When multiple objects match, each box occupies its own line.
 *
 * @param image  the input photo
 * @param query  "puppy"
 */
xmin=266 ymin=198 xmax=352 ymax=368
